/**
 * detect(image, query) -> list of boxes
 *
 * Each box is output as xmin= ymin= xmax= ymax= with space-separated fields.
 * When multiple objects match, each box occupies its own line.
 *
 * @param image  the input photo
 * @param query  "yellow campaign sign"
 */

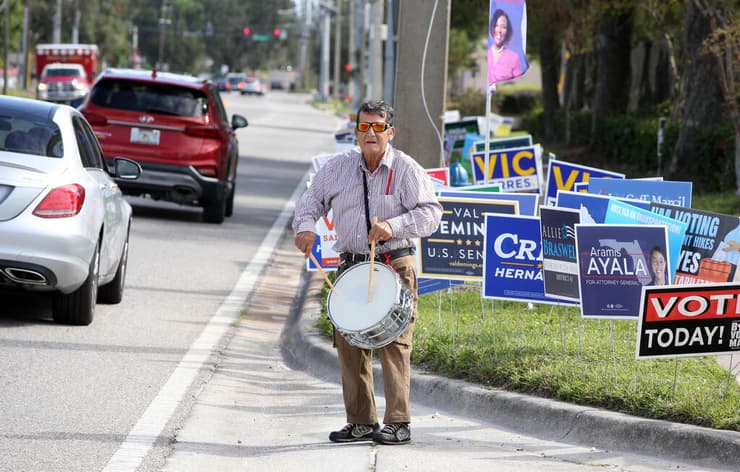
xmin=472 ymin=147 xmax=536 ymax=182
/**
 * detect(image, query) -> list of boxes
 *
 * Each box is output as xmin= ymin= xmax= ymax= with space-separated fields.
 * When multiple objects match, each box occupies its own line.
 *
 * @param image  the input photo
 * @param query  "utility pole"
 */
xmin=2 ymin=0 xmax=7 ymax=96
xmin=71 ymin=2 xmax=80 ymax=43
xmin=383 ymin=0 xmax=395 ymax=104
xmin=332 ymin=0 xmax=341 ymax=99
xmin=347 ymin=0 xmax=356 ymax=106
xmin=157 ymin=0 xmax=171 ymax=71
xmin=367 ymin=0 xmax=383 ymax=100
xmin=21 ymin=3 xmax=29 ymax=90
xmin=53 ymin=0 xmax=61 ymax=43
xmin=318 ymin=2 xmax=334 ymax=101
xmin=392 ymin=0 xmax=450 ymax=168
xmin=351 ymin=0 xmax=363 ymax=109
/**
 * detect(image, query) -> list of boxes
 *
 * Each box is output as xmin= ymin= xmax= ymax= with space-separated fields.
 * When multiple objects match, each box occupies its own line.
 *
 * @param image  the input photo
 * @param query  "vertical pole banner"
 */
xmin=488 ymin=0 xmax=529 ymax=88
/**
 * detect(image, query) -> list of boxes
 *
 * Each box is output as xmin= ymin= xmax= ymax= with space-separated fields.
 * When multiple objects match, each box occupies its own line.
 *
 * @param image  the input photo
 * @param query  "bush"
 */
xmin=523 ymin=109 xmax=735 ymax=190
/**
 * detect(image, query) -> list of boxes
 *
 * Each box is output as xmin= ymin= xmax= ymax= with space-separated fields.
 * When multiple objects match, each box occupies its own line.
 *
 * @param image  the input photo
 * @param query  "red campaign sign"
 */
xmin=637 ymin=283 xmax=740 ymax=358
xmin=643 ymin=284 xmax=740 ymax=323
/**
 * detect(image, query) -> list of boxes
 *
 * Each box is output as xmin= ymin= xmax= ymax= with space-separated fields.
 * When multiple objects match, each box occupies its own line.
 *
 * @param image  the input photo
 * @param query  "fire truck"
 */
xmin=35 ymin=43 xmax=99 ymax=103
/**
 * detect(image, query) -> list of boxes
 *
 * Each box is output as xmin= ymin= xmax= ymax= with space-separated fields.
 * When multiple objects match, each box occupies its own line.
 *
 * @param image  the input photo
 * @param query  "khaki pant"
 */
xmin=332 ymin=254 xmax=417 ymax=425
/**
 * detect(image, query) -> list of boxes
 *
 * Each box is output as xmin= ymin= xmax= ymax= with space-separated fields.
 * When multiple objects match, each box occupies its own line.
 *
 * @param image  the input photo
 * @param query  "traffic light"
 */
xmin=273 ymin=28 xmax=281 ymax=38
xmin=242 ymin=27 xmax=251 ymax=36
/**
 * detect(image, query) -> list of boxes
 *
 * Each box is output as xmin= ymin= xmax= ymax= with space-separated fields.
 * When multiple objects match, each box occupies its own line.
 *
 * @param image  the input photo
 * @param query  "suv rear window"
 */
xmin=90 ymin=79 xmax=208 ymax=117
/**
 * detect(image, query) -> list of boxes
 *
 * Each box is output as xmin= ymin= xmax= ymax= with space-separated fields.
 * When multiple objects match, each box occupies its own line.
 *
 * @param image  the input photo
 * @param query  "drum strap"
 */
xmin=362 ymin=171 xmax=387 ymax=250
xmin=363 ymin=170 xmax=392 ymax=265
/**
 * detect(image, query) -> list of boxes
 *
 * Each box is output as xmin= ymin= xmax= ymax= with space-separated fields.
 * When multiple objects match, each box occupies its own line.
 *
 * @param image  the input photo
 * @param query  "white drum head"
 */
xmin=328 ymin=263 xmax=399 ymax=331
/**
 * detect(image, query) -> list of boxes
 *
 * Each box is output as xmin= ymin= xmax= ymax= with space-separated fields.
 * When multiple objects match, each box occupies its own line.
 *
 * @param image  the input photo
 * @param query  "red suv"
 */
xmin=78 ymin=68 xmax=248 ymax=223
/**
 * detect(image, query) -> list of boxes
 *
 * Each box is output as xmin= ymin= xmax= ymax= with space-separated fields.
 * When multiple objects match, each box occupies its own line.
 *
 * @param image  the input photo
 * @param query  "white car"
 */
xmin=0 ymin=95 xmax=141 ymax=325
xmin=241 ymin=76 xmax=264 ymax=95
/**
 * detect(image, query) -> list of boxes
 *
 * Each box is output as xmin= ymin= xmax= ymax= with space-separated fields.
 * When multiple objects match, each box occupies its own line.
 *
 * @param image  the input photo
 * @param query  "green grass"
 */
xmin=315 ymin=190 xmax=740 ymax=431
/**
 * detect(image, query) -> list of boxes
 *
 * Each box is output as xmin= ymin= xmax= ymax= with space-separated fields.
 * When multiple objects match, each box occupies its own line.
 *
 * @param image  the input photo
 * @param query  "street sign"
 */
xmin=252 ymin=34 xmax=271 ymax=42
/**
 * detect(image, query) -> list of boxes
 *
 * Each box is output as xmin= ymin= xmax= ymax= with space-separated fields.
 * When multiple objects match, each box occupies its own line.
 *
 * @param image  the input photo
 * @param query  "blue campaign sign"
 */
xmin=575 ymin=224 xmax=670 ymax=319
xmin=438 ymin=190 xmax=538 ymax=216
xmin=418 ymin=278 xmax=464 ymax=296
xmin=604 ymin=199 xmax=688 ymax=283
xmin=418 ymin=197 xmax=518 ymax=280
xmin=545 ymin=160 xmax=624 ymax=206
xmin=588 ymin=177 xmax=692 ymax=208
xmin=482 ymin=214 xmax=577 ymax=305
xmin=471 ymin=145 xmax=541 ymax=192
xmin=556 ymin=191 xmax=649 ymax=224
xmin=539 ymin=206 xmax=581 ymax=302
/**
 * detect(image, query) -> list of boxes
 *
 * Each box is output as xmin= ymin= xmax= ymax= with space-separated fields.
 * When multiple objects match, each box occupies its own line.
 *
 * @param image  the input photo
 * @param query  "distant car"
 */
xmin=242 ymin=76 xmax=264 ymax=96
xmin=0 ymin=95 xmax=141 ymax=325
xmin=78 ymin=68 xmax=248 ymax=223
xmin=270 ymin=79 xmax=284 ymax=90
xmin=225 ymin=72 xmax=248 ymax=93
xmin=215 ymin=77 xmax=231 ymax=92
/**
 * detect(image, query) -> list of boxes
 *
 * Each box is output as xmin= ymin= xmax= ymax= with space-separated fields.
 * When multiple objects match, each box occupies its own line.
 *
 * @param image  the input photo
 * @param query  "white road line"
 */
xmin=103 ymin=173 xmax=310 ymax=472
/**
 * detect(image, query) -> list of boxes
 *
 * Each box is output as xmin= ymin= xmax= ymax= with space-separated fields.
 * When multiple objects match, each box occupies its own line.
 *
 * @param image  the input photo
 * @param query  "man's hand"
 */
xmin=369 ymin=220 xmax=393 ymax=243
xmin=295 ymin=231 xmax=317 ymax=257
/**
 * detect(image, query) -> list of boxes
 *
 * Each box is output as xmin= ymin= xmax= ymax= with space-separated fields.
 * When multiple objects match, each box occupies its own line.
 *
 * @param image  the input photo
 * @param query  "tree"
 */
xmin=592 ymin=2 xmax=633 ymax=131
xmin=667 ymin=0 xmax=736 ymax=191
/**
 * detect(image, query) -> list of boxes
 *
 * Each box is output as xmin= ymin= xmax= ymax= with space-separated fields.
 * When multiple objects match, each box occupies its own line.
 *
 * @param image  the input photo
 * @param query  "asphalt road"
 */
xmin=0 ymin=91 xmax=341 ymax=472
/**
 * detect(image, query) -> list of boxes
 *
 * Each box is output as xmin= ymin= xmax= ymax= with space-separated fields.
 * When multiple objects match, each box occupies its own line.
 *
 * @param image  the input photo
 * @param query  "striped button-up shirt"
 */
xmin=293 ymin=145 xmax=442 ymax=255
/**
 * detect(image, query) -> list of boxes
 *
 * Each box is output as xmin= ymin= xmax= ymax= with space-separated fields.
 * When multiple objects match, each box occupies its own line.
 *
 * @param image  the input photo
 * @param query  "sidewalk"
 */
xmin=163 ymin=230 xmax=740 ymax=471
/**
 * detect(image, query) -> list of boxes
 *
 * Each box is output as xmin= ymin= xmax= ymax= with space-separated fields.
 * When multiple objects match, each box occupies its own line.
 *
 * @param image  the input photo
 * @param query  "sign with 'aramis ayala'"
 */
xmin=575 ymin=224 xmax=670 ymax=319
xmin=418 ymin=197 xmax=517 ymax=280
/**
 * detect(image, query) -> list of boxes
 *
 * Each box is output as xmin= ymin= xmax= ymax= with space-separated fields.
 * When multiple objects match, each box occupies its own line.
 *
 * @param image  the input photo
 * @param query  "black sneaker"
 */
xmin=372 ymin=423 xmax=411 ymax=445
xmin=329 ymin=423 xmax=380 ymax=442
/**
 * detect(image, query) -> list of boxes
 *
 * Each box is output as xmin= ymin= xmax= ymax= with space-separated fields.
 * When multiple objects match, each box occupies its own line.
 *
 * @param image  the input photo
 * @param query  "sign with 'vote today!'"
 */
xmin=636 ymin=283 xmax=740 ymax=359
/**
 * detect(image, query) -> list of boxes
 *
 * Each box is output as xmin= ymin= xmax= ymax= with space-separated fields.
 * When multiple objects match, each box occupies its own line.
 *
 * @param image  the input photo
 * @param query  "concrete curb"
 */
xmin=281 ymin=271 xmax=740 ymax=471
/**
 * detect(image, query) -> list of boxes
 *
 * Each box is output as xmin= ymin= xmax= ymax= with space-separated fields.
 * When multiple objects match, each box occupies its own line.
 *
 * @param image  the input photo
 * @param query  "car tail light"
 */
xmin=185 ymin=125 xmax=222 ymax=139
xmin=83 ymin=112 xmax=109 ymax=126
xmin=33 ymin=184 xmax=86 ymax=218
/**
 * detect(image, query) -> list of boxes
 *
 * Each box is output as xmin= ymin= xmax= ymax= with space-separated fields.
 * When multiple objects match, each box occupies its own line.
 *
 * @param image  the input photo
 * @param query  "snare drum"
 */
xmin=327 ymin=262 xmax=413 ymax=349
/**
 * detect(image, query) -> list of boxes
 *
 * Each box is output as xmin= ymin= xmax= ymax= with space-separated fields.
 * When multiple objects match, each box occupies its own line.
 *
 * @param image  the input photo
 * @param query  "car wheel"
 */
xmin=225 ymin=183 xmax=235 ymax=217
xmin=53 ymin=242 xmax=100 ymax=325
xmin=98 ymin=226 xmax=130 ymax=304
xmin=203 ymin=186 xmax=226 ymax=224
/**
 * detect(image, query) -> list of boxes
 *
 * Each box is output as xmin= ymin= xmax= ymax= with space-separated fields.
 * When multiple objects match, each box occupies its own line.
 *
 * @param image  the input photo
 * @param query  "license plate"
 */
xmin=130 ymin=127 xmax=160 ymax=145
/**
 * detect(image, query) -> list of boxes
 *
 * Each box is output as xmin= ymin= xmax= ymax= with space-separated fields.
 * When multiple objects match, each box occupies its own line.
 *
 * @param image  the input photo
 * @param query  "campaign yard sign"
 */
xmin=540 ymin=206 xmax=581 ymax=302
xmin=604 ymin=199 xmax=689 ymax=283
xmin=588 ymin=177 xmax=692 ymax=208
xmin=470 ymin=145 xmax=542 ymax=193
xmin=482 ymin=214 xmax=577 ymax=305
xmin=556 ymin=191 xmax=649 ymax=224
xmin=545 ymin=160 xmax=625 ymax=206
xmin=418 ymin=278 xmax=464 ymax=296
xmin=575 ymin=224 xmax=670 ymax=319
xmin=637 ymin=284 xmax=740 ymax=359
xmin=439 ymin=190 xmax=538 ymax=216
xmin=307 ymin=210 xmax=339 ymax=272
xmin=418 ymin=197 xmax=517 ymax=280
xmin=649 ymin=203 xmax=740 ymax=285
xmin=474 ymin=135 xmax=533 ymax=153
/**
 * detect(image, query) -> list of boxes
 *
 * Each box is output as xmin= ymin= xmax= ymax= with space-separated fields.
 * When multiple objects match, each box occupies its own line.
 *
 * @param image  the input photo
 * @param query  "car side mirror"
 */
xmin=113 ymin=157 xmax=142 ymax=180
xmin=231 ymin=114 xmax=248 ymax=130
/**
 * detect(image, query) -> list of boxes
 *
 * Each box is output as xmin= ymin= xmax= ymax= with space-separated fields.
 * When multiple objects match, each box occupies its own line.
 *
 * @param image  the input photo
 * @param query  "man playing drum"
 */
xmin=293 ymin=100 xmax=442 ymax=445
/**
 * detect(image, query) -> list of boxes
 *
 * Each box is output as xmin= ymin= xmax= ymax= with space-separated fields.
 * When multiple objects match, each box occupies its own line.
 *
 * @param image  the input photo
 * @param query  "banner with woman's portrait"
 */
xmin=488 ymin=1 xmax=529 ymax=87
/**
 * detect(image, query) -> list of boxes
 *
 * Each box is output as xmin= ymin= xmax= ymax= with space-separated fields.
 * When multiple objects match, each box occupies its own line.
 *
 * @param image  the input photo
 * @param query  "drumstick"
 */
xmin=308 ymin=252 xmax=336 ymax=294
xmin=368 ymin=216 xmax=378 ymax=302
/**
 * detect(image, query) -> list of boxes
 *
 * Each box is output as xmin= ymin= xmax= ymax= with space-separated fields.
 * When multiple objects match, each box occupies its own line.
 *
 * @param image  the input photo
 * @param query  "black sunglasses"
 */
xmin=356 ymin=121 xmax=391 ymax=133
